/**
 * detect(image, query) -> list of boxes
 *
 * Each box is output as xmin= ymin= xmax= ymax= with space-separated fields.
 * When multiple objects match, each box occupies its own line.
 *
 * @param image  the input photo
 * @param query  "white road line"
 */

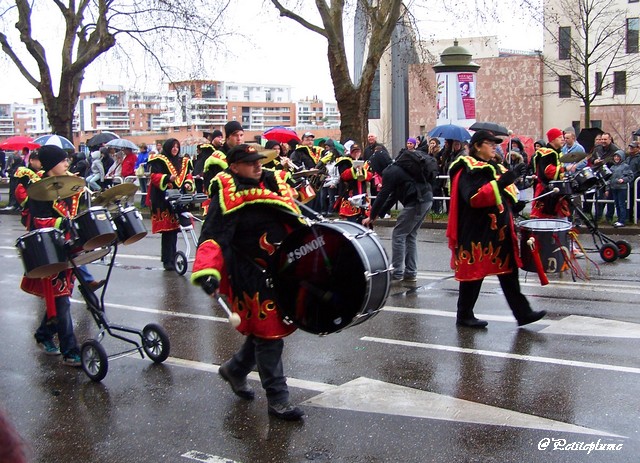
xmin=70 ymin=298 xmax=229 ymax=323
xmin=361 ymin=336 xmax=640 ymax=374
xmin=181 ymin=450 xmax=241 ymax=463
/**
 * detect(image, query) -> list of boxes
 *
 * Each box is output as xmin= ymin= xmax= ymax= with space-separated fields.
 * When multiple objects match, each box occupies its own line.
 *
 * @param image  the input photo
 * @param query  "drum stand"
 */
xmin=67 ymin=220 xmax=169 ymax=382
xmin=571 ymin=200 xmax=631 ymax=262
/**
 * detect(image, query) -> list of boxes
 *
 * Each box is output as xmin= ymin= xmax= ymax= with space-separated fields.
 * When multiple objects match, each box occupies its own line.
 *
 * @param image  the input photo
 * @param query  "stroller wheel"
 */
xmin=142 ymin=323 xmax=171 ymax=363
xmin=174 ymin=251 xmax=188 ymax=276
xmin=81 ymin=340 xmax=109 ymax=382
xmin=615 ymin=240 xmax=632 ymax=259
xmin=600 ymin=243 xmax=619 ymax=263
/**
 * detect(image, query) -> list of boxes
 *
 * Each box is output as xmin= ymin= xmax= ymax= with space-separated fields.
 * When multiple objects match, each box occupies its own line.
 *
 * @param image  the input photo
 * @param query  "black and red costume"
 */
xmin=335 ymin=156 xmax=372 ymax=221
xmin=530 ymin=146 xmax=569 ymax=218
xmin=191 ymin=167 xmax=306 ymax=407
xmin=447 ymin=154 xmax=543 ymax=326
xmin=147 ymin=139 xmax=194 ymax=269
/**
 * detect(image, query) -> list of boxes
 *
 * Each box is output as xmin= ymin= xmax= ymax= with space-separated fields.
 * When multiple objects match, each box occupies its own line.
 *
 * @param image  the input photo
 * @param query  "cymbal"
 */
xmin=291 ymin=169 xmax=320 ymax=179
xmin=559 ymin=151 xmax=588 ymax=163
xmin=92 ymin=183 xmax=138 ymax=206
xmin=28 ymin=175 xmax=86 ymax=201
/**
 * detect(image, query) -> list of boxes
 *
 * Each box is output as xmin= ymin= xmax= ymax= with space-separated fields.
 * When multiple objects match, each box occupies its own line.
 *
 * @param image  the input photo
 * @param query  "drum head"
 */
xmin=271 ymin=223 xmax=368 ymax=334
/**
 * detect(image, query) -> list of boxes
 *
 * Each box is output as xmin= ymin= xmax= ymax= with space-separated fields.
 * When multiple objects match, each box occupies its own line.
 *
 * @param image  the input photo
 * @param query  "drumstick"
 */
xmin=527 ymin=237 xmax=549 ymax=286
xmin=525 ymin=187 xmax=560 ymax=203
xmin=215 ymin=295 xmax=241 ymax=328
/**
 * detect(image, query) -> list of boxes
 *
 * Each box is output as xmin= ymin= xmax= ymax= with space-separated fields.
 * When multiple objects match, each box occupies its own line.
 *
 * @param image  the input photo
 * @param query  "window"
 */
xmin=368 ymin=68 xmax=381 ymax=119
xmin=614 ymin=71 xmax=627 ymax=95
xmin=595 ymin=72 xmax=603 ymax=96
xmin=627 ymin=18 xmax=639 ymax=53
xmin=559 ymin=75 xmax=572 ymax=98
xmin=559 ymin=27 xmax=571 ymax=60
xmin=591 ymin=120 xmax=602 ymax=129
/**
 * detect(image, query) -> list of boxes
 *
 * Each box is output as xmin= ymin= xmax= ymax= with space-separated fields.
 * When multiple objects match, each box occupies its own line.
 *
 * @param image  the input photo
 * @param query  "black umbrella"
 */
xmin=633 ymin=128 xmax=640 ymax=137
xmin=577 ymin=127 xmax=604 ymax=154
xmin=86 ymin=132 xmax=119 ymax=147
xmin=468 ymin=121 xmax=510 ymax=136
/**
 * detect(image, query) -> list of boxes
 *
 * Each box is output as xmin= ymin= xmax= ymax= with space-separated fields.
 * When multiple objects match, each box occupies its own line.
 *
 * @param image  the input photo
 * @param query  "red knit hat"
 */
xmin=546 ymin=128 xmax=563 ymax=142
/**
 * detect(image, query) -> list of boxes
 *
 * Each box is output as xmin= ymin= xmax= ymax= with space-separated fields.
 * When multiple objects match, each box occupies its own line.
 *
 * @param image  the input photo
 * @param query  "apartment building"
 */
xmin=542 ymin=0 xmax=640 ymax=144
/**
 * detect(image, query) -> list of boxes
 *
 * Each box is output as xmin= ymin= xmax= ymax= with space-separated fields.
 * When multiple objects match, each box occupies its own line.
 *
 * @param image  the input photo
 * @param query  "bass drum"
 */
xmin=16 ymin=228 xmax=68 ymax=278
xmin=113 ymin=207 xmax=147 ymax=245
xmin=271 ymin=221 xmax=391 ymax=335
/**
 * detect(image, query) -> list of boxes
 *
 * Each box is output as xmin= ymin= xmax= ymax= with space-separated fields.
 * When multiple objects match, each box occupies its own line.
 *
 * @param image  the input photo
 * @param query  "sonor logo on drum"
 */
xmin=287 ymin=235 xmax=326 ymax=263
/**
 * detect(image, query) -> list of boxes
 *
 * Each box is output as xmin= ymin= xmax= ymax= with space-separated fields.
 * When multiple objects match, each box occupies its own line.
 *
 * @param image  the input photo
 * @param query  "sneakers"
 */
xmin=219 ymin=362 xmax=255 ymax=400
xmin=62 ymin=353 xmax=81 ymax=367
xmin=268 ymin=402 xmax=305 ymax=421
xmin=37 ymin=339 xmax=61 ymax=356
xmin=613 ymin=222 xmax=625 ymax=228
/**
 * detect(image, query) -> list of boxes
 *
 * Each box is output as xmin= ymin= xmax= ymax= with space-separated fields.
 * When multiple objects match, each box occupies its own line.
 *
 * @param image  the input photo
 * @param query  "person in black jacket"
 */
xmin=363 ymin=149 xmax=436 ymax=284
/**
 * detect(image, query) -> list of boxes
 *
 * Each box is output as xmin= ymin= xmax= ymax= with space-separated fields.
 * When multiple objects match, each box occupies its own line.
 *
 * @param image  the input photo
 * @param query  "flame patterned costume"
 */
xmin=447 ymin=155 xmax=521 ymax=281
xmin=335 ymin=156 xmax=372 ymax=221
xmin=530 ymin=146 xmax=569 ymax=218
xmin=191 ymin=169 xmax=306 ymax=339
xmin=191 ymin=166 xmax=308 ymax=407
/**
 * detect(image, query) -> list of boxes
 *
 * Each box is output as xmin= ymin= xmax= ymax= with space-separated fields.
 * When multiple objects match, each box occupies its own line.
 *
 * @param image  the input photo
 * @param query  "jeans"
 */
xmin=611 ymin=189 xmax=628 ymax=224
xmin=34 ymin=296 xmax=79 ymax=357
xmin=595 ymin=189 xmax=614 ymax=222
xmin=86 ymin=174 xmax=102 ymax=192
xmin=225 ymin=335 xmax=288 ymax=405
xmin=391 ymin=193 xmax=432 ymax=279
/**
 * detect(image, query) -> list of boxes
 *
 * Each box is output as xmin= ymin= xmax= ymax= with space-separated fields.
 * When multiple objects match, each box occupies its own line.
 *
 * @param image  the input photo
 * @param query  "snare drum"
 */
xmin=548 ymin=180 xmax=572 ymax=196
xmin=73 ymin=207 xmax=117 ymax=251
xmin=16 ymin=228 xmax=68 ymax=278
xmin=295 ymin=181 xmax=316 ymax=204
xmin=571 ymin=167 xmax=598 ymax=193
xmin=271 ymin=221 xmax=391 ymax=335
xmin=596 ymin=165 xmax=612 ymax=181
xmin=519 ymin=219 xmax=571 ymax=274
xmin=113 ymin=207 xmax=147 ymax=245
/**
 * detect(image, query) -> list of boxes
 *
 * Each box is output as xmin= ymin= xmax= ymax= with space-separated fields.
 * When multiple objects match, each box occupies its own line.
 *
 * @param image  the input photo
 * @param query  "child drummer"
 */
xmin=20 ymin=146 xmax=83 ymax=366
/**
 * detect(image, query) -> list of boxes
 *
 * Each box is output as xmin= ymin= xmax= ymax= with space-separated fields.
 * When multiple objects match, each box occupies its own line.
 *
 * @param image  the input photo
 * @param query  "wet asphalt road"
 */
xmin=1 ymin=211 xmax=640 ymax=463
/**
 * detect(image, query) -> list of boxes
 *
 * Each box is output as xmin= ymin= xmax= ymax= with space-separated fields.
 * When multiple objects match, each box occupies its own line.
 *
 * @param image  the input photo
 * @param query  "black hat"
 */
xmin=469 ymin=130 xmax=503 ymax=146
xmin=39 ymin=145 xmax=68 ymax=173
xmin=29 ymin=150 xmax=39 ymax=160
xmin=224 ymin=121 xmax=244 ymax=137
xmin=264 ymin=140 xmax=280 ymax=150
xmin=204 ymin=129 xmax=223 ymax=140
xmin=227 ymin=144 xmax=267 ymax=164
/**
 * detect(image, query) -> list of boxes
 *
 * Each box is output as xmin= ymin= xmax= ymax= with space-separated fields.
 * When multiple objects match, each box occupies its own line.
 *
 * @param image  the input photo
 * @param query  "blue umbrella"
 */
xmin=428 ymin=124 xmax=471 ymax=142
xmin=34 ymin=134 xmax=75 ymax=151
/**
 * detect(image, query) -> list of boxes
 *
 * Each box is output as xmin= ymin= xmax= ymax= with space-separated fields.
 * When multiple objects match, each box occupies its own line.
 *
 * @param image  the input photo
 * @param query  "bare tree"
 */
xmin=269 ymin=0 xmax=404 ymax=145
xmin=0 ymin=0 xmax=230 ymax=140
xmin=534 ymin=0 xmax=639 ymax=127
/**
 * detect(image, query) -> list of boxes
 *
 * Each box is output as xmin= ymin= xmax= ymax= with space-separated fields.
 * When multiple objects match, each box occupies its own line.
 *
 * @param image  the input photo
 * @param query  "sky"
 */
xmin=0 ymin=1 xmax=543 ymax=105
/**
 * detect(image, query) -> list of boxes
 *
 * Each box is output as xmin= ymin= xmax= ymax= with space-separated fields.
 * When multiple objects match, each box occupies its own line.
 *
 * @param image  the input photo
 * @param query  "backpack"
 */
xmin=394 ymin=149 xmax=438 ymax=187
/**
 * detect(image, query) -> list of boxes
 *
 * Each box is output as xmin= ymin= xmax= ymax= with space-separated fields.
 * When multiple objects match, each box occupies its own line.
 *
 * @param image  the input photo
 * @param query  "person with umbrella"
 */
xmin=447 ymin=131 xmax=546 ymax=329
xmin=147 ymin=138 xmax=194 ymax=271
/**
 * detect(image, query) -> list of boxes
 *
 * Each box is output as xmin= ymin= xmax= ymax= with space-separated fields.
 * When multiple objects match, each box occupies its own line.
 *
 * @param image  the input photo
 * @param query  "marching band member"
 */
xmin=20 ymin=146 xmax=84 ymax=366
xmin=191 ymin=144 xmax=306 ymax=421
xmin=530 ymin=128 xmax=570 ymax=218
xmin=147 ymin=138 xmax=194 ymax=271
xmin=335 ymin=144 xmax=372 ymax=223
xmin=447 ymin=131 xmax=546 ymax=329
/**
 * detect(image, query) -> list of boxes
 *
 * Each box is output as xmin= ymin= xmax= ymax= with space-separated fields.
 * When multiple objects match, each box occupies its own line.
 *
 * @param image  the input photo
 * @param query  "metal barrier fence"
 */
xmin=429 ymin=175 xmax=640 ymax=224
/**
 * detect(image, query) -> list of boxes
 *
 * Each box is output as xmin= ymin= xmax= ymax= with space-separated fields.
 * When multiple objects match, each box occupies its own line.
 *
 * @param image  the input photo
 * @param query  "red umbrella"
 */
xmin=263 ymin=127 xmax=300 ymax=144
xmin=0 ymin=135 xmax=40 ymax=151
